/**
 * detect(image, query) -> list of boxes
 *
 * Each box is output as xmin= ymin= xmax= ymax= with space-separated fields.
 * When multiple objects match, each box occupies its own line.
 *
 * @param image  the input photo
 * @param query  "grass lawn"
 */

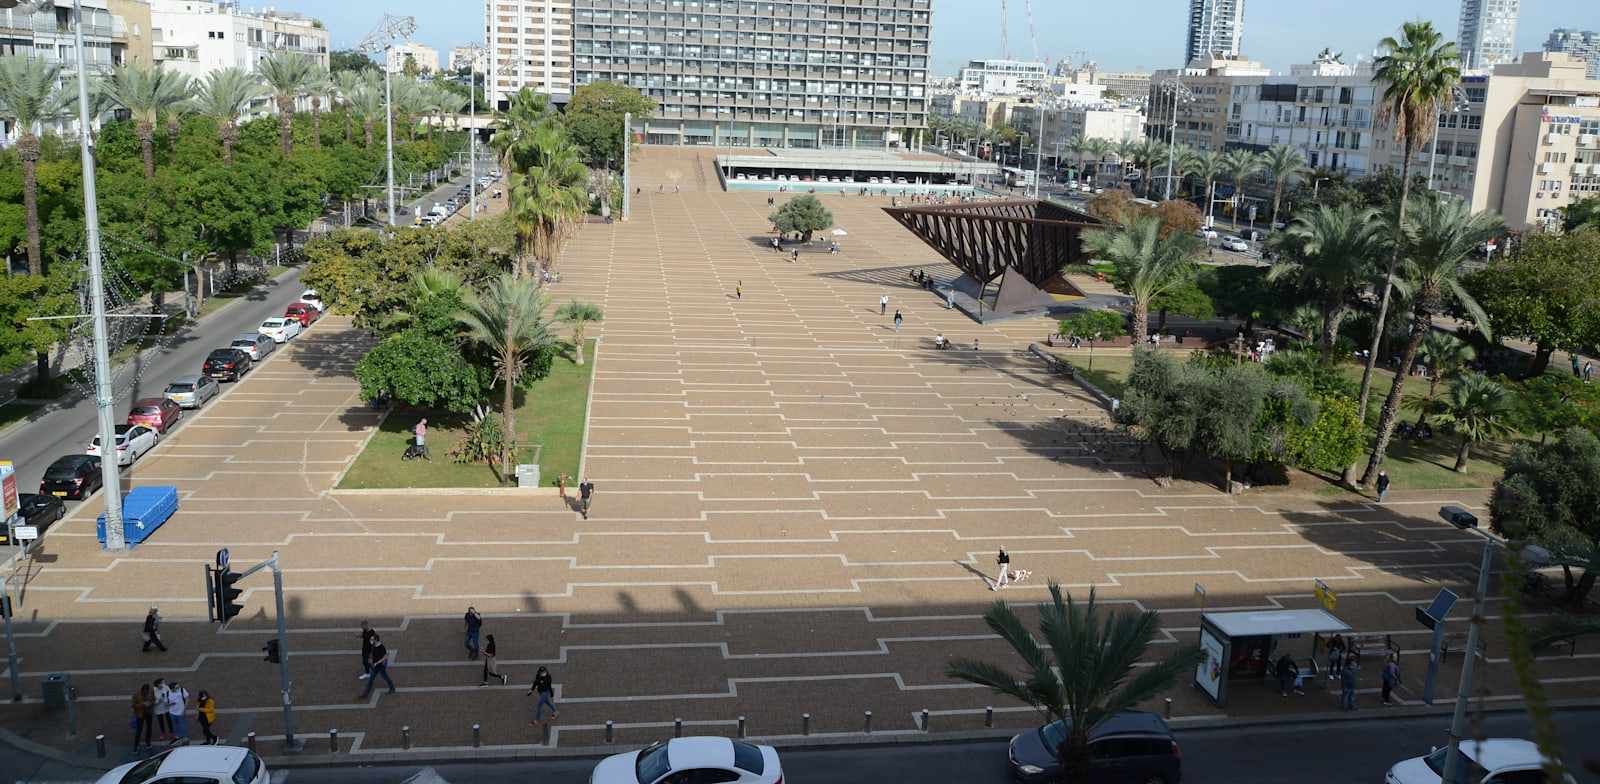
xmin=338 ymin=340 xmax=596 ymax=489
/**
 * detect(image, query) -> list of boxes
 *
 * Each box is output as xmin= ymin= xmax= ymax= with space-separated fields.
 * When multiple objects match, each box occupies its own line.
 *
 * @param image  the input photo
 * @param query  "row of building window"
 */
xmin=576 ymin=2 xmax=928 ymax=20
xmin=573 ymin=57 xmax=920 ymax=80
xmin=1436 ymin=114 xmax=1483 ymax=131
xmin=577 ymin=10 xmax=926 ymax=29
xmin=572 ymin=25 xmax=928 ymax=44
xmin=571 ymin=70 xmax=924 ymax=96
xmin=574 ymin=41 xmax=924 ymax=67
xmin=582 ymin=80 xmax=922 ymax=106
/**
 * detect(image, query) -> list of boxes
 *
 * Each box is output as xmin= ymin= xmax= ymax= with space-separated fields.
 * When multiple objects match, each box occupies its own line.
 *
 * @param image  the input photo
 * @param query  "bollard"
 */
xmin=541 ymin=722 xmax=552 ymax=746
xmin=1165 ymin=697 xmax=1173 ymax=719
xmin=96 ymin=734 xmax=106 ymax=758
xmin=604 ymin=720 xmax=614 ymax=744
xmin=737 ymin=715 xmax=747 ymax=739
xmin=863 ymin=710 xmax=872 ymax=734
xmin=329 ymin=729 xmax=339 ymax=753
xmin=674 ymin=717 xmax=683 ymax=738
xmin=472 ymin=723 xmax=481 ymax=748
xmin=986 ymin=706 xmax=994 ymax=728
xmin=921 ymin=708 xmax=930 ymax=732
xmin=401 ymin=726 xmax=411 ymax=750
xmin=802 ymin=713 xmax=811 ymax=736
xmin=246 ymin=732 xmax=257 ymax=753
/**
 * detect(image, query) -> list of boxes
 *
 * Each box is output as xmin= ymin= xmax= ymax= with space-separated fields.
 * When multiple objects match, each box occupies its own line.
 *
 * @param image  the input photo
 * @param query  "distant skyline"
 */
xmin=272 ymin=1 xmax=1600 ymax=75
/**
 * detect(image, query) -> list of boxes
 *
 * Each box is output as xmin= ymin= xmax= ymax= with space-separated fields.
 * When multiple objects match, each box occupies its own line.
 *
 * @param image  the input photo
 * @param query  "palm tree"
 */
xmin=507 ymin=128 xmax=590 ymax=276
xmin=1358 ymin=20 xmax=1462 ymax=423
xmin=330 ymin=70 xmax=366 ymax=144
xmin=1434 ymin=374 xmax=1515 ymax=472
xmin=256 ymin=52 xmax=324 ymax=158
xmin=1061 ymin=133 xmax=1090 ymax=185
xmin=1111 ymin=138 xmax=1138 ymax=185
xmin=1361 ymin=197 xmax=1502 ymax=485
xmin=1266 ymin=204 xmax=1387 ymax=365
xmin=1184 ymin=150 xmax=1224 ymax=227
xmin=188 ymin=67 xmax=264 ymax=166
xmin=306 ymin=71 xmax=330 ymax=149
xmin=1081 ymin=213 xmax=1203 ymax=346
xmin=455 ymin=273 xmax=558 ymax=481
xmin=1260 ymin=144 xmax=1307 ymax=228
xmin=1131 ymin=137 xmax=1167 ymax=198
xmin=349 ymin=85 xmax=384 ymax=149
xmin=1079 ymin=137 xmax=1109 ymax=188
xmin=1402 ymin=331 xmax=1477 ymax=429
xmin=946 ymin=584 xmax=1203 ymax=784
xmin=1220 ymin=148 xmax=1263 ymax=229
xmin=0 ymin=55 xmax=71 ymax=276
xmin=553 ymin=300 xmax=604 ymax=365
xmin=1169 ymin=144 xmax=1198 ymax=199
xmin=99 ymin=61 xmax=192 ymax=179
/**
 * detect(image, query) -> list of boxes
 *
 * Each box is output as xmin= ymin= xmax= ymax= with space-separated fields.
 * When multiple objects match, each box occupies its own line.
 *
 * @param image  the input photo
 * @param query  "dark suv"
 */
xmin=39 ymin=454 xmax=103 ymax=500
xmin=203 ymin=347 xmax=252 ymax=381
xmin=1008 ymin=710 xmax=1182 ymax=784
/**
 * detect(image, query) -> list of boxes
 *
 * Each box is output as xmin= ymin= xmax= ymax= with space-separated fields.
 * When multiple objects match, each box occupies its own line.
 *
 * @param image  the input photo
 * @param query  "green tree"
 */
xmin=1081 ymin=137 xmax=1111 ymax=187
xmin=1510 ymin=374 xmax=1598 ymax=442
xmin=1149 ymin=280 xmax=1214 ymax=335
xmin=1220 ymin=148 xmax=1263 ymax=227
xmin=1434 ymin=373 xmax=1515 ymax=472
xmin=257 ymin=52 xmax=325 ymax=158
xmin=354 ymin=332 xmax=492 ymax=414
xmin=1267 ymin=204 xmax=1388 ymax=365
xmin=553 ymin=300 xmax=604 ymax=365
xmin=945 ymin=584 xmax=1203 ymax=784
xmin=1407 ymin=331 xmax=1476 ymax=427
xmin=1057 ymin=309 xmax=1125 ymax=371
xmin=1260 ymin=144 xmax=1308 ymax=229
xmin=1362 ymin=197 xmax=1501 ymax=485
xmin=187 ymin=67 xmax=264 ymax=166
xmin=768 ymin=194 xmax=834 ymax=242
xmin=1561 ymin=196 xmax=1600 ymax=234
xmin=329 ymin=49 xmax=377 ymax=74
xmin=455 ymin=273 xmax=559 ymax=480
xmin=1490 ymin=427 xmax=1600 ymax=606
xmin=1080 ymin=213 xmax=1202 ymax=345
xmin=1284 ymin=392 xmax=1366 ymax=474
xmin=1359 ymin=20 xmax=1462 ymax=422
xmin=99 ymin=61 xmax=192 ymax=179
xmin=1466 ymin=229 xmax=1600 ymax=377
xmin=1128 ymin=137 xmax=1167 ymax=198
xmin=1182 ymin=149 xmax=1224 ymax=226
xmin=0 ymin=55 xmax=72 ymax=276
xmin=563 ymin=81 xmax=657 ymax=168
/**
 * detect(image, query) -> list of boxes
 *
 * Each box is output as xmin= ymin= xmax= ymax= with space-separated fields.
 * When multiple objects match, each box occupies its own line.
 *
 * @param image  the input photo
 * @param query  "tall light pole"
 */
xmin=1160 ymin=77 xmax=1193 ymax=201
xmin=1437 ymin=521 xmax=1497 ymax=784
xmin=460 ymin=43 xmax=486 ymax=221
xmin=361 ymin=14 xmax=417 ymax=227
xmin=1031 ymin=98 xmax=1045 ymax=199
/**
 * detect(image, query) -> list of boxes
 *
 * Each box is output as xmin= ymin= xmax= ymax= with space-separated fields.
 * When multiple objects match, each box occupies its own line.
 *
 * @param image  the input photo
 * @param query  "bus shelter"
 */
xmin=1194 ymin=609 xmax=1350 ymax=707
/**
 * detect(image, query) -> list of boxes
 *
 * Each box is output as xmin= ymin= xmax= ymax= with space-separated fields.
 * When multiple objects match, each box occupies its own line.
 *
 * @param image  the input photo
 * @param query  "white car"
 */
xmin=1196 ymin=227 xmax=1219 ymax=240
xmin=95 ymin=746 xmax=269 ymax=784
xmin=86 ymin=424 xmax=159 ymax=467
xmin=1385 ymin=739 xmax=1576 ymax=784
xmin=1220 ymin=236 xmax=1251 ymax=252
xmin=258 ymin=317 xmax=301 ymax=344
xmin=591 ymin=737 xmax=783 ymax=784
xmin=299 ymin=289 xmax=325 ymax=311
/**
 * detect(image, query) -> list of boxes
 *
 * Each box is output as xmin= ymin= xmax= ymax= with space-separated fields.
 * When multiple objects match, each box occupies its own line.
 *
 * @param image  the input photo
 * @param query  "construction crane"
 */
xmin=1026 ymin=0 xmax=1039 ymax=62
xmin=1000 ymin=0 xmax=1009 ymax=60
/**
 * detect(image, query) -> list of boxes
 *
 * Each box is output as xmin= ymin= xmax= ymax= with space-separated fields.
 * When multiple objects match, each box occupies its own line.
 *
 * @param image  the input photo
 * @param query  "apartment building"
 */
xmin=1458 ymin=0 xmax=1520 ymax=72
xmin=0 ymin=0 xmax=124 ymax=143
xmin=1185 ymin=0 xmax=1244 ymax=65
xmin=388 ymin=42 xmax=440 ymax=75
xmin=957 ymin=58 xmax=1046 ymax=95
xmin=147 ymin=0 xmax=329 ymax=80
xmin=1009 ymin=103 xmax=1145 ymax=166
xmin=1226 ymin=57 xmax=1379 ymax=176
xmin=107 ymin=0 xmax=154 ymax=65
xmin=1543 ymin=29 xmax=1600 ymax=81
xmin=485 ymin=0 xmax=572 ymax=108
xmin=1146 ymin=54 xmax=1268 ymax=155
xmin=450 ymin=45 xmax=490 ymax=75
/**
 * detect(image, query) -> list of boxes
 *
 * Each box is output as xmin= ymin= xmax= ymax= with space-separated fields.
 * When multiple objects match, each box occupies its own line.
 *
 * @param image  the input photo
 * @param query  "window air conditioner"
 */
xmin=1538 ymin=163 xmax=1552 ymax=174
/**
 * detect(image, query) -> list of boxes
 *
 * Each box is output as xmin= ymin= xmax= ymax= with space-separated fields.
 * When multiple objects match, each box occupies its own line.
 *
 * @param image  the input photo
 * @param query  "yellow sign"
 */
xmin=1193 ymin=582 xmax=1206 ymax=609
xmin=1314 ymin=580 xmax=1337 ymax=612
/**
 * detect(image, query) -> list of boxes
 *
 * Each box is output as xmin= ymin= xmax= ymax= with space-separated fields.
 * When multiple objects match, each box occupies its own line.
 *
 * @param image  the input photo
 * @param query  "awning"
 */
xmin=1202 ymin=609 xmax=1350 ymax=638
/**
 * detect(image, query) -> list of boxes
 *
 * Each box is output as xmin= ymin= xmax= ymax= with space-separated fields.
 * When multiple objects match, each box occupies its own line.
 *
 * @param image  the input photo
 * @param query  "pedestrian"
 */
xmin=1276 ymin=654 xmax=1303 ymax=697
xmin=893 ymin=310 xmax=902 ymax=332
xmin=658 ymin=184 xmax=664 ymax=193
xmin=152 ymin=678 xmax=173 ymax=740
xmin=1339 ymin=660 xmax=1358 ymax=711
xmin=993 ymin=548 xmax=1011 ymax=590
xmin=736 ymin=281 xmax=743 ymax=299
xmin=359 ymin=634 xmax=396 ymax=697
xmin=1586 ymin=362 xmax=1594 ymax=383
xmin=142 ymin=605 xmax=167 ymax=652
xmin=481 ymin=634 xmax=507 ymax=686
xmin=196 ymin=690 xmax=218 ymax=745
xmin=357 ymin=620 xmax=376 ymax=679
xmin=879 ymin=292 xmax=889 ymax=315
xmin=791 ymin=249 xmax=799 ymax=263
xmin=166 ymin=680 xmax=191 ymax=745
xmin=527 ymin=665 xmax=559 ymax=724
xmin=1375 ymin=470 xmax=1390 ymax=503
xmin=1381 ymin=654 xmax=1402 ymax=705
xmin=1327 ymin=632 xmax=1346 ymax=678
xmin=131 ymin=683 xmax=155 ymax=751
xmin=946 ymin=288 xmax=955 ymax=309
xmin=558 ymin=472 xmax=567 ymax=499
xmin=463 ymin=606 xmax=483 ymax=659
xmin=578 ymin=477 xmax=595 ymax=519
xmin=414 ymin=418 xmax=427 ymax=447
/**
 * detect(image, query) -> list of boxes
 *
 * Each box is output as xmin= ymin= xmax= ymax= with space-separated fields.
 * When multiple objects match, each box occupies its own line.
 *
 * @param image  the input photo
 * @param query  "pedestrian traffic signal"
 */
xmin=212 ymin=568 xmax=244 ymax=621
xmin=263 ymin=638 xmax=280 ymax=664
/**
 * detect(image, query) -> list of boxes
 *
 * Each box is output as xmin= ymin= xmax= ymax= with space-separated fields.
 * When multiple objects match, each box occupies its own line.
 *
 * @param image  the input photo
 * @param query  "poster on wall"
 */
xmin=1196 ymin=628 xmax=1225 ymax=702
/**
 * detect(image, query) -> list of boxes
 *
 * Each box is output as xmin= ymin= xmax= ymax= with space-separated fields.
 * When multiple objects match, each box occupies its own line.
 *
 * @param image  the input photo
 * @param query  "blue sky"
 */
xmin=280 ymin=1 xmax=1600 ymax=75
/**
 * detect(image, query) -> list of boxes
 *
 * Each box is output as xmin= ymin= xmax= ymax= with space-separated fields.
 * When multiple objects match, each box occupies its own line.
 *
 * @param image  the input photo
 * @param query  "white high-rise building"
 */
xmin=1457 ymin=0 xmax=1520 ymax=71
xmin=387 ymin=43 xmax=439 ymax=75
xmin=485 ymin=0 xmax=573 ymax=110
xmin=1544 ymin=28 xmax=1600 ymax=80
xmin=449 ymin=45 xmax=489 ymax=75
xmin=1185 ymin=0 xmax=1244 ymax=65
xmin=146 ymin=0 xmax=328 ymax=80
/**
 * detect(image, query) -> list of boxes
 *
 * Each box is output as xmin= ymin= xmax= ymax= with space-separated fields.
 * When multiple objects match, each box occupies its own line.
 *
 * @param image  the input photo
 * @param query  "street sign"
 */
xmin=14 ymin=526 xmax=38 ymax=542
xmin=1314 ymin=579 xmax=1338 ymax=612
xmin=216 ymin=548 xmax=230 ymax=570
xmin=1193 ymin=582 xmax=1206 ymax=608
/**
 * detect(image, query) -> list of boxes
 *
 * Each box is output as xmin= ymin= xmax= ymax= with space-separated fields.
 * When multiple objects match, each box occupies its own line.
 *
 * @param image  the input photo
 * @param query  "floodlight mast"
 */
xmin=360 ymin=13 xmax=417 ymax=227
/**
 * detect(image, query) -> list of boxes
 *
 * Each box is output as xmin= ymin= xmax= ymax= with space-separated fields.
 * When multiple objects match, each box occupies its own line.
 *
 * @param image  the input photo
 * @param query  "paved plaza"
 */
xmin=1 ymin=147 xmax=1595 ymax=765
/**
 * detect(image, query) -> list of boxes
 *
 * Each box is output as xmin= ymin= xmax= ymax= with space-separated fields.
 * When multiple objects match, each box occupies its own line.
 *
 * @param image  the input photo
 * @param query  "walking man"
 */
xmin=879 ymin=292 xmax=889 ymax=315
xmin=357 ymin=620 xmax=376 ymax=679
xmin=1375 ymin=470 xmax=1391 ymax=503
xmin=1381 ymin=654 xmax=1403 ymax=705
xmin=993 ymin=548 xmax=1011 ymax=590
xmin=463 ymin=606 xmax=483 ymax=659
xmin=142 ymin=606 xmax=167 ymax=652
xmin=893 ymin=310 xmax=902 ymax=332
xmin=578 ymin=478 xmax=595 ymax=520
xmin=1339 ymin=660 xmax=1358 ymax=711
xmin=359 ymin=634 xmax=396 ymax=697
xmin=527 ymin=666 xmax=559 ymax=724
xmin=947 ymin=288 xmax=955 ymax=309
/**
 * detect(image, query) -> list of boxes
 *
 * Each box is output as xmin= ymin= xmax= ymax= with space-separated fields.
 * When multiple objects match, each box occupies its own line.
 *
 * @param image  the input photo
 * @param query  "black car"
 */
xmin=39 ymin=454 xmax=103 ymax=500
xmin=2 ymin=493 xmax=66 ymax=544
xmin=1009 ymin=710 xmax=1182 ymax=784
xmin=202 ymin=347 xmax=252 ymax=381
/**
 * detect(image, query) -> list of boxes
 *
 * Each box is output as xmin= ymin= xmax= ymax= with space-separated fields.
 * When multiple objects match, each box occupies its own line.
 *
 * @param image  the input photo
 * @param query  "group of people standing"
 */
xmin=354 ymin=614 xmax=561 ymax=725
xmin=130 ymin=677 xmax=217 ymax=750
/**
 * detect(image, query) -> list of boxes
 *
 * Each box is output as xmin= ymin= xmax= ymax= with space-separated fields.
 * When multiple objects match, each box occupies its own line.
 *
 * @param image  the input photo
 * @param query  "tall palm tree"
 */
xmin=455 ymin=273 xmax=557 ymax=481
xmin=1361 ymin=197 xmax=1502 ymax=485
xmin=553 ymin=300 xmax=604 ymax=365
xmin=306 ymin=71 xmax=330 ymax=149
xmin=1358 ymin=20 xmax=1462 ymax=423
xmin=1266 ymin=204 xmax=1388 ymax=365
xmin=506 ymin=125 xmax=590 ymax=276
xmin=1403 ymin=331 xmax=1477 ymax=429
xmin=256 ymin=52 xmax=324 ymax=158
xmin=349 ymin=85 xmax=384 ymax=149
xmin=1260 ymin=144 xmax=1308 ymax=227
xmin=1062 ymin=133 xmax=1090 ymax=185
xmin=1081 ymin=137 xmax=1111 ymax=188
xmin=99 ymin=61 xmax=192 ymax=179
xmin=1111 ymin=138 xmax=1138 ymax=185
xmin=1220 ymin=148 xmax=1264 ymax=229
xmin=0 ymin=55 xmax=71 ymax=276
xmin=1131 ymin=137 xmax=1167 ymax=198
xmin=1081 ymin=213 xmax=1203 ymax=346
xmin=1169 ymin=144 xmax=1198 ymax=199
xmin=946 ymin=584 xmax=1203 ymax=784
xmin=1184 ymin=150 xmax=1224 ymax=226
xmin=188 ymin=67 xmax=264 ymax=166
xmin=1435 ymin=374 xmax=1515 ymax=472
xmin=330 ymin=70 xmax=367 ymax=144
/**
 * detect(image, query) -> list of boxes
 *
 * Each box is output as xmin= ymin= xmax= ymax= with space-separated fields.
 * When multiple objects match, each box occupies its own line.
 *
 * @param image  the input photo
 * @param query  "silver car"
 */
xmin=231 ymin=333 xmax=277 ymax=361
xmin=164 ymin=374 xmax=220 ymax=409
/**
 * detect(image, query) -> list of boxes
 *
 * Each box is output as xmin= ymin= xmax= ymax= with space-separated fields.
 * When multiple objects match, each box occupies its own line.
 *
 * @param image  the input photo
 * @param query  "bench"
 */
xmin=1521 ymin=571 xmax=1564 ymax=603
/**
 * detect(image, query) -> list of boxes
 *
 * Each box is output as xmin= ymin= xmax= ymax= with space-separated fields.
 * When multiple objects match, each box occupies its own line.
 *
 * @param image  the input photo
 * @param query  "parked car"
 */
xmin=39 ymin=454 xmax=102 ymax=500
xmin=127 ymin=396 xmax=183 ymax=434
xmin=1220 ymin=235 xmax=1251 ymax=252
xmin=3 ymin=493 xmax=66 ymax=543
xmin=94 ymin=745 xmax=270 ymax=784
xmin=88 ymin=424 xmax=160 ymax=467
xmin=164 ymin=374 xmax=219 ymax=409
xmin=1008 ymin=710 xmax=1182 ymax=784
xmin=283 ymin=302 xmax=319 ymax=328
xmin=299 ymin=289 xmax=325 ymax=311
xmin=590 ymin=737 xmax=784 ymax=784
xmin=258 ymin=317 xmax=301 ymax=344
xmin=1196 ymin=227 xmax=1219 ymax=240
xmin=203 ymin=348 xmax=252 ymax=382
xmin=230 ymin=333 xmax=277 ymax=362
xmin=1385 ymin=739 xmax=1575 ymax=784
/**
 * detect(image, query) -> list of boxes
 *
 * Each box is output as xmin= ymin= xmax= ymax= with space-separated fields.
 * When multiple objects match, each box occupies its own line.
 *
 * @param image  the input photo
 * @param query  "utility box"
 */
xmin=516 ymin=464 xmax=541 ymax=489
xmin=41 ymin=673 xmax=69 ymax=710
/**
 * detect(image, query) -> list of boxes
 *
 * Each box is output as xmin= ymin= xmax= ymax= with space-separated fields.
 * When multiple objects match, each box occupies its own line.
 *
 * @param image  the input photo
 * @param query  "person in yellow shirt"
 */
xmin=196 ymin=690 xmax=218 ymax=745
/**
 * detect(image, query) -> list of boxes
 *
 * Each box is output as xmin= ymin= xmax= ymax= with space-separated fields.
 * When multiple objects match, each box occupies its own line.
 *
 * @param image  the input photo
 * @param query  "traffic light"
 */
xmin=212 ymin=568 xmax=244 ymax=621
xmin=263 ymin=638 xmax=280 ymax=664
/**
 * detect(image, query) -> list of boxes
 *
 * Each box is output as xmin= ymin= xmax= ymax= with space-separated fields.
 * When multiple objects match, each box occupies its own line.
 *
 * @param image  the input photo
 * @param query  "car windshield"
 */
xmin=232 ymin=751 xmax=260 ymax=784
xmin=730 ymin=740 xmax=766 ymax=774
xmin=1423 ymin=746 xmax=1491 ymax=784
xmin=117 ymin=753 xmax=169 ymax=784
xmin=1040 ymin=718 xmax=1073 ymax=748
xmin=44 ymin=460 xmax=86 ymax=479
xmin=635 ymin=741 xmax=672 ymax=784
xmin=232 ymin=339 xmax=254 ymax=347
xmin=167 ymin=383 xmax=194 ymax=394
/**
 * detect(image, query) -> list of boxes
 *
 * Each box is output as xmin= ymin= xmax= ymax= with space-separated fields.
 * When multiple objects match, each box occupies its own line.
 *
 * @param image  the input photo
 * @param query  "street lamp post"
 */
xmin=1313 ymin=176 xmax=1330 ymax=198
xmin=361 ymin=14 xmax=418 ymax=227
xmin=1438 ymin=521 xmax=1497 ymax=783
xmin=463 ymin=44 xmax=484 ymax=221
xmin=1031 ymin=99 xmax=1045 ymax=199
xmin=1160 ymin=77 xmax=1193 ymax=201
